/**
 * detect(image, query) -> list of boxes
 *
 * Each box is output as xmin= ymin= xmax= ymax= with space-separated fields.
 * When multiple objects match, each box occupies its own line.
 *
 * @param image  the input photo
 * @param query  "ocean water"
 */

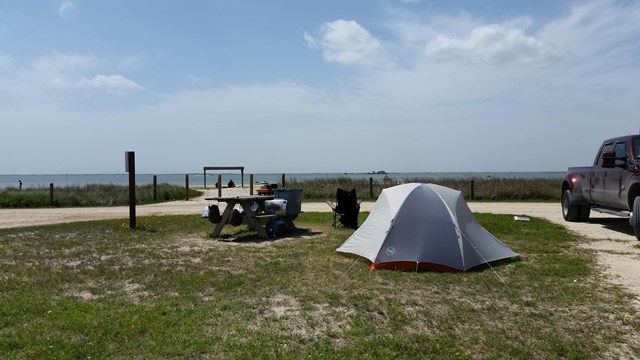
xmin=0 ymin=172 xmax=564 ymax=189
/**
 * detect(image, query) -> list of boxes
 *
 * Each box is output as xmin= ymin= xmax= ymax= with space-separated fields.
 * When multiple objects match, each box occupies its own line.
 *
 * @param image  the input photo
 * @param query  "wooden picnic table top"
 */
xmin=204 ymin=195 xmax=275 ymax=202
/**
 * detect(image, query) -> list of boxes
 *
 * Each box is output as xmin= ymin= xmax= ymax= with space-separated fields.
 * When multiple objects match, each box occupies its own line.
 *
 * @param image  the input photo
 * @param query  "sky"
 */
xmin=1 ymin=0 xmax=639 ymax=175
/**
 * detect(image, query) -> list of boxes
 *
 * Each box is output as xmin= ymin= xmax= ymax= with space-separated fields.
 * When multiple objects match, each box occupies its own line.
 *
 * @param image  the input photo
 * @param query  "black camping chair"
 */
xmin=326 ymin=188 xmax=360 ymax=229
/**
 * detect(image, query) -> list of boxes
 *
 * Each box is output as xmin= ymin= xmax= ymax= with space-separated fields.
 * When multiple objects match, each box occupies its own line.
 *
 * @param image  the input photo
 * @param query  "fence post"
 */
xmin=217 ymin=175 xmax=222 ymax=197
xmin=281 ymin=173 xmax=286 ymax=188
xmin=49 ymin=183 xmax=54 ymax=206
xmin=185 ymin=174 xmax=190 ymax=201
xmin=369 ymin=177 xmax=373 ymax=199
xmin=126 ymin=151 xmax=136 ymax=229
xmin=250 ymin=174 xmax=254 ymax=195
xmin=470 ymin=179 xmax=475 ymax=200
xmin=153 ymin=175 xmax=157 ymax=201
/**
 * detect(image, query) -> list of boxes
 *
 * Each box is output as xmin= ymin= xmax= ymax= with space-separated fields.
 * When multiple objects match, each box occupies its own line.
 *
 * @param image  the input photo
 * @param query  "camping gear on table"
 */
xmin=336 ymin=183 xmax=518 ymax=272
xmin=265 ymin=199 xmax=288 ymax=215
xmin=273 ymin=189 xmax=303 ymax=219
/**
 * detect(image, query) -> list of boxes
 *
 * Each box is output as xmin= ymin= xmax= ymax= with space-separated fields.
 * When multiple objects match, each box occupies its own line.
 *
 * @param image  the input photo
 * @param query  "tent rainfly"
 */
xmin=336 ymin=183 xmax=518 ymax=272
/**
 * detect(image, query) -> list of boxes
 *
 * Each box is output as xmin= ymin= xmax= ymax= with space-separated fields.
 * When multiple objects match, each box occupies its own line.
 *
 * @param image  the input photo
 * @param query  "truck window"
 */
xmin=614 ymin=142 xmax=627 ymax=166
xmin=597 ymin=143 xmax=614 ymax=165
xmin=633 ymin=138 xmax=640 ymax=160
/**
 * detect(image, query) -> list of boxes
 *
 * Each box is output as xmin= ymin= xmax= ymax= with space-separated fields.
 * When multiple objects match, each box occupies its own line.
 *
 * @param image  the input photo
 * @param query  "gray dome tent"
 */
xmin=336 ymin=183 xmax=518 ymax=271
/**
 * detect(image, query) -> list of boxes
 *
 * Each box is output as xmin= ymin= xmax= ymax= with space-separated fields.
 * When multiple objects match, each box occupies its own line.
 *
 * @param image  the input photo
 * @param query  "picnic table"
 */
xmin=205 ymin=195 xmax=278 ymax=239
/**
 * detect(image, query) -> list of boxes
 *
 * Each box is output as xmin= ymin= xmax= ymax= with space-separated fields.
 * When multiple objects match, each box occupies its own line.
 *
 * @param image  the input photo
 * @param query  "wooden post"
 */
xmin=250 ymin=174 xmax=254 ymax=195
xmin=369 ymin=177 xmax=373 ymax=199
xmin=126 ymin=151 xmax=136 ymax=229
xmin=470 ymin=179 xmax=475 ymax=200
xmin=281 ymin=173 xmax=286 ymax=188
xmin=217 ymin=175 xmax=222 ymax=197
xmin=185 ymin=174 xmax=190 ymax=201
xmin=203 ymin=169 xmax=207 ymax=189
xmin=49 ymin=183 xmax=54 ymax=206
xmin=153 ymin=175 xmax=157 ymax=201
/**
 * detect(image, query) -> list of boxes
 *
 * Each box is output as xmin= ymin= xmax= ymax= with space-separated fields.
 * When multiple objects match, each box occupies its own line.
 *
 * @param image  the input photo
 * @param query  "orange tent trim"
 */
xmin=369 ymin=261 xmax=464 ymax=273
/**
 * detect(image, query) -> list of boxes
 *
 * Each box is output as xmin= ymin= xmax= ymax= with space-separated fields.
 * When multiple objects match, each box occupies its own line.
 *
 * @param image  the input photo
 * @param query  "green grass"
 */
xmin=0 ymin=213 xmax=638 ymax=358
xmin=0 ymin=184 xmax=202 ymax=208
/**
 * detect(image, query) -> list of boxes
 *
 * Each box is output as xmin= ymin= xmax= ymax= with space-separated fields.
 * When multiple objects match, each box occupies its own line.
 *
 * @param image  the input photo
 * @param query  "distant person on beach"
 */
xmin=227 ymin=179 xmax=235 ymax=188
xmin=18 ymin=180 xmax=22 ymax=190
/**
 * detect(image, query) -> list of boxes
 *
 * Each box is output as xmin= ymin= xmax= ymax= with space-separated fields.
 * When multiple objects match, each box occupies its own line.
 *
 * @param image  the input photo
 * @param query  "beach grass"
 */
xmin=0 ymin=184 xmax=202 ymax=208
xmin=289 ymin=177 xmax=561 ymax=201
xmin=0 ymin=213 xmax=638 ymax=358
xmin=0 ymin=177 xmax=561 ymax=208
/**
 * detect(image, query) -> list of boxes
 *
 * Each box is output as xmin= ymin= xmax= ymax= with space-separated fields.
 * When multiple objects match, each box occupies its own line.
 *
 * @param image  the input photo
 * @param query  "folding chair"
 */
xmin=326 ymin=188 xmax=360 ymax=229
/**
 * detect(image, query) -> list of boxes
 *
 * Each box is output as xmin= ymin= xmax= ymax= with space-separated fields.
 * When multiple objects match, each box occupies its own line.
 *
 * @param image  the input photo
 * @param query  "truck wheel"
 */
xmin=578 ymin=204 xmax=591 ymax=222
xmin=561 ymin=190 xmax=580 ymax=222
xmin=632 ymin=197 xmax=640 ymax=241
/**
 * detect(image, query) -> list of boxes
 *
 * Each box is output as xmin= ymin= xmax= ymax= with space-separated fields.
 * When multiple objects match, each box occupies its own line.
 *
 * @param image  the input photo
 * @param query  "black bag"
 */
xmin=229 ymin=209 xmax=244 ymax=226
xmin=207 ymin=205 xmax=222 ymax=223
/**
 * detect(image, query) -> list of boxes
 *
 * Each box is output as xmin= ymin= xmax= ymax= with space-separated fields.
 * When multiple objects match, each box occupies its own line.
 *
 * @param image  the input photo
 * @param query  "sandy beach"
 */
xmin=1 ymin=186 xmax=639 ymax=307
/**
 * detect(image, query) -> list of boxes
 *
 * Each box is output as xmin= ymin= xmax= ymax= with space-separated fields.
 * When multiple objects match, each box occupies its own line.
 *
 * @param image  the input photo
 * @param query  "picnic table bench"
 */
xmin=206 ymin=195 xmax=295 ymax=239
xmin=205 ymin=189 xmax=302 ymax=239
xmin=205 ymin=195 xmax=274 ymax=239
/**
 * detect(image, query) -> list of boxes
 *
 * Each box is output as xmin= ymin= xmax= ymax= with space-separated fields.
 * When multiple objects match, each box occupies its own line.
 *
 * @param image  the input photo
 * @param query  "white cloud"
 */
xmin=303 ymin=32 xmax=317 ymax=48
xmin=32 ymin=51 xmax=98 ymax=76
xmin=6 ymin=52 xmax=144 ymax=96
xmin=119 ymin=55 xmax=143 ymax=71
xmin=59 ymin=1 xmax=76 ymax=18
xmin=78 ymin=74 xmax=144 ymax=95
xmin=0 ymin=52 xmax=13 ymax=69
xmin=538 ymin=0 xmax=640 ymax=63
xmin=305 ymin=20 xmax=385 ymax=66
xmin=425 ymin=24 xmax=560 ymax=67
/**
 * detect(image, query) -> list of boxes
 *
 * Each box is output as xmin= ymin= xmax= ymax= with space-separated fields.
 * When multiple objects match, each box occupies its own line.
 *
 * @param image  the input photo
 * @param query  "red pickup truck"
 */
xmin=562 ymin=134 xmax=640 ymax=240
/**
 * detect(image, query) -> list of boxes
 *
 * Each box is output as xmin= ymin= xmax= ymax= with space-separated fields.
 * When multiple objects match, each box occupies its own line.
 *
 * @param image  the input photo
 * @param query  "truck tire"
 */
xmin=562 ymin=190 xmax=581 ymax=222
xmin=632 ymin=197 xmax=640 ymax=241
xmin=578 ymin=204 xmax=591 ymax=222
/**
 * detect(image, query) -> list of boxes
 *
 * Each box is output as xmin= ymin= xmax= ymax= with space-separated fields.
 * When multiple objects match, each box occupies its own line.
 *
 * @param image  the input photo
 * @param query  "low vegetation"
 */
xmin=0 ymin=177 xmax=560 ymax=208
xmin=289 ymin=177 xmax=561 ymax=201
xmin=0 ymin=213 xmax=638 ymax=358
xmin=0 ymin=184 xmax=202 ymax=208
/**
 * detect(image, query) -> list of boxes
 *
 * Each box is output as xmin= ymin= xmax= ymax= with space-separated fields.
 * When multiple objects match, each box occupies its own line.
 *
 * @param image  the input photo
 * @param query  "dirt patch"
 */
xmin=254 ymin=294 xmax=354 ymax=340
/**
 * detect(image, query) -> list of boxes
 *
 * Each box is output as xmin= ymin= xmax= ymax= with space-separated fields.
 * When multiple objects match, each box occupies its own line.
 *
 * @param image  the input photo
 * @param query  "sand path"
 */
xmin=1 ymin=186 xmax=639 ymax=305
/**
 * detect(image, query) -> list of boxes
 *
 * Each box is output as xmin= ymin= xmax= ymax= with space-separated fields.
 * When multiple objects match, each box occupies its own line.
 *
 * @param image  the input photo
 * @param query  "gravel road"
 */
xmin=1 ymin=187 xmax=638 ymax=305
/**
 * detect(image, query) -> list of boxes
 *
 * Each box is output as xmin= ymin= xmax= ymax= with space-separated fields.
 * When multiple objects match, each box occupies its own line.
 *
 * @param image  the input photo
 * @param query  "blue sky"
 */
xmin=1 ymin=0 xmax=639 ymax=174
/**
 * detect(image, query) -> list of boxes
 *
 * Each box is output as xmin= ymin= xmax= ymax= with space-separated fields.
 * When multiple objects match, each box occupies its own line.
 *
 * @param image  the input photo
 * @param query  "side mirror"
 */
xmin=601 ymin=151 xmax=617 ymax=168
xmin=601 ymin=151 xmax=627 ymax=168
